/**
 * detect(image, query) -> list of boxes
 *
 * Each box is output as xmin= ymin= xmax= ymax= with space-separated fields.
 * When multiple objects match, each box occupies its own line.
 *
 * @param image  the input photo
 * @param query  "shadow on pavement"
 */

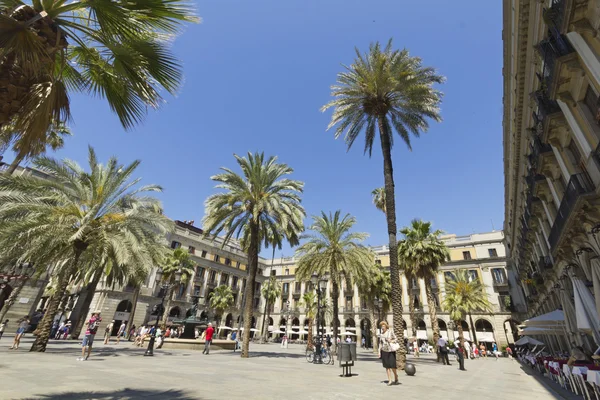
xmin=22 ymin=388 xmax=199 ymax=400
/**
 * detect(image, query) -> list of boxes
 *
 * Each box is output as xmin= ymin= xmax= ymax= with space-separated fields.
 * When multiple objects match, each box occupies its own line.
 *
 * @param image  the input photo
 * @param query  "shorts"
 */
xmin=82 ymin=334 xmax=96 ymax=347
xmin=16 ymin=328 xmax=25 ymax=335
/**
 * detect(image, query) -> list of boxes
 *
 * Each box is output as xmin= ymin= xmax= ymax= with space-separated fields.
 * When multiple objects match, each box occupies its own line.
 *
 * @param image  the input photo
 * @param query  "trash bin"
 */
xmin=339 ymin=343 xmax=357 ymax=377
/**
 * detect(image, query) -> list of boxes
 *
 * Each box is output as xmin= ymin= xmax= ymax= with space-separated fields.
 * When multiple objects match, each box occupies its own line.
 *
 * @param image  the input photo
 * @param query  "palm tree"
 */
xmin=371 ymin=187 xmax=386 ymax=215
xmin=0 ymin=147 xmax=174 ymax=351
xmin=0 ymin=0 xmax=198 ymax=158
xmin=209 ymin=285 xmax=234 ymax=329
xmin=261 ymin=276 xmax=281 ymax=342
xmin=295 ymin=211 xmax=374 ymax=352
xmin=356 ymin=266 xmax=391 ymax=354
xmin=1 ymin=122 xmax=71 ymax=174
xmin=300 ymin=291 xmax=318 ymax=351
xmin=203 ymin=152 xmax=305 ymax=358
xmin=322 ymin=40 xmax=444 ymax=369
xmin=443 ymin=269 xmax=493 ymax=345
xmin=160 ymin=248 xmax=195 ymax=329
xmin=398 ymin=219 xmax=449 ymax=346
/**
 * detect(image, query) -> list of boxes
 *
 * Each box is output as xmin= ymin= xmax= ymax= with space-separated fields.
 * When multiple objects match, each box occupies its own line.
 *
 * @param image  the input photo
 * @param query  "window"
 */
xmin=225 ymin=258 xmax=231 ymax=266
xmin=375 ymin=259 xmax=382 ymax=266
xmin=345 ymin=297 xmax=352 ymax=309
xmin=361 ymin=298 xmax=368 ymax=310
xmin=221 ymin=273 xmax=229 ymax=285
xmin=271 ymin=270 xmax=277 ymax=276
xmin=258 ymin=269 xmax=263 ymax=276
xmin=232 ymin=276 xmax=238 ymax=288
xmin=283 ymin=282 xmax=289 ymax=293
xmin=255 ymin=282 xmax=261 ymax=294
xmin=188 ymin=246 xmax=195 ymax=254
xmin=242 ymin=279 xmax=246 ymax=290
xmin=236 ymin=261 xmax=241 ymax=268
xmin=193 ymin=285 xmax=201 ymax=296
xmin=462 ymin=251 xmax=472 ymax=260
xmin=430 ymin=277 xmax=438 ymax=288
xmin=171 ymin=241 xmax=181 ymax=249
xmin=488 ymin=248 xmax=498 ymax=258
xmin=467 ymin=270 xmax=479 ymax=282
xmin=209 ymin=270 xmax=217 ymax=283
xmin=285 ymin=269 xmax=290 ymax=275
xmin=492 ymin=268 xmax=506 ymax=284
xmin=195 ymin=267 xmax=205 ymax=281
xmin=214 ymin=255 xmax=220 ymax=263
xmin=584 ymin=85 xmax=600 ymax=127
xmin=444 ymin=271 xmax=456 ymax=283
xmin=201 ymin=250 xmax=207 ymax=258
xmin=294 ymin=282 xmax=301 ymax=292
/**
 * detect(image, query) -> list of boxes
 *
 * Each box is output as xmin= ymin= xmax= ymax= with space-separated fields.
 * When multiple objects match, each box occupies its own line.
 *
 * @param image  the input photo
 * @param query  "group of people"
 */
xmin=52 ymin=320 xmax=72 ymax=339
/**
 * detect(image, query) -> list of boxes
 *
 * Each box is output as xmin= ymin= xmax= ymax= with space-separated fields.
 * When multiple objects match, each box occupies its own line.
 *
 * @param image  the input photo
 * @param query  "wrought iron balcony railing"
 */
xmin=538 ymin=255 xmax=553 ymax=270
xmin=548 ymin=173 xmax=595 ymax=250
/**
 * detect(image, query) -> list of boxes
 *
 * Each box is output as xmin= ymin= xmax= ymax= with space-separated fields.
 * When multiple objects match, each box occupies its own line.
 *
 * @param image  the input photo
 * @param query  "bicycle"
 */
xmin=305 ymin=345 xmax=333 ymax=364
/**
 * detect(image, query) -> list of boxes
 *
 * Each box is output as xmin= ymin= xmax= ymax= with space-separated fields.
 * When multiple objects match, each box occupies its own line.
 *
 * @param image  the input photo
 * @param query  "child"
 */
xmin=0 ymin=319 xmax=8 ymax=339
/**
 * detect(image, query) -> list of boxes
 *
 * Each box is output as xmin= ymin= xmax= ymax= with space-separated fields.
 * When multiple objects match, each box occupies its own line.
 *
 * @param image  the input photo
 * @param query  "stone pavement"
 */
xmin=0 ymin=336 xmax=564 ymax=400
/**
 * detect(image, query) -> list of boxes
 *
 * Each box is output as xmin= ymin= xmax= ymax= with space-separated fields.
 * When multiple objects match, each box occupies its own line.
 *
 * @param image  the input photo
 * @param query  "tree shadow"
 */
xmin=21 ymin=388 xmax=198 ymax=400
xmin=221 ymin=350 xmax=306 ymax=359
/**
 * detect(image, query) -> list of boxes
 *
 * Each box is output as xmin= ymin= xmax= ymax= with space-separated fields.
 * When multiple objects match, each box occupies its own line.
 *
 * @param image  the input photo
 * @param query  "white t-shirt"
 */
xmin=437 ymin=337 xmax=447 ymax=347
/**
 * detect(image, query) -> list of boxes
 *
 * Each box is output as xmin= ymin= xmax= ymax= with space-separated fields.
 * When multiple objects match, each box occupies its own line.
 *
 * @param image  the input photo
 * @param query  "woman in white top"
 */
xmin=378 ymin=321 xmax=399 ymax=386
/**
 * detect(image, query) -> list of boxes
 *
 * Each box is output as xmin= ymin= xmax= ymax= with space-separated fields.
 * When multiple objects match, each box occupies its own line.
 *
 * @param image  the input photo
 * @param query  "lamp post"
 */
xmin=145 ymin=268 xmax=182 ymax=356
xmin=311 ymin=273 xmax=328 ymax=364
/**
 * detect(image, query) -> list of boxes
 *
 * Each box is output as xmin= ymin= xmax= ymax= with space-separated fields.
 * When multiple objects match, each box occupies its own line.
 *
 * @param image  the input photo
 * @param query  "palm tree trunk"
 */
xmin=306 ymin=317 xmax=313 ymax=351
xmin=378 ymin=115 xmax=405 ymax=369
xmin=0 ymin=275 xmax=29 ymax=322
xmin=468 ymin=313 xmax=478 ymax=345
xmin=425 ymin=282 xmax=440 ymax=344
xmin=30 ymin=263 xmax=77 ymax=352
xmin=263 ymin=303 xmax=272 ymax=343
xmin=369 ymin=302 xmax=378 ymax=354
xmin=161 ymin=285 xmax=174 ymax=329
xmin=125 ymin=285 xmax=140 ymax=339
xmin=241 ymin=221 xmax=259 ymax=358
xmin=70 ymin=272 xmax=102 ymax=339
xmin=331 ymin=276 xmax=340 ymax=354
xmin=5 ymin=154 xmax=24 ymax=175
xmin=408 ymin=290 xmax=417 ymax=337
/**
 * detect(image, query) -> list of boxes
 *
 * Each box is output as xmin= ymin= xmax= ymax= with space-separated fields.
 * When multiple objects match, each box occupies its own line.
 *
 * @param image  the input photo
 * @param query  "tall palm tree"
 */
xmin=398 ymin=219 xmax=448 ymax=346
xmin=443 ymin=269 xmax=493 ymax=345
xmin=1 ymin=122 xmax=71 ymax=174
xmin=0 ymin=147 xmax=174 ymax=351
xmin=356 ymin=266 xmax=391 ymax=354
xmin=371 ymin=187 xmax=386 ymax=215
xmin=322 ymin=40 xmax=444 ymax=369
xmin=295 ymin=211 xmax=374 ymax=352
xmin=203 ymin=152 xmax=305 ymax=358
xmin=160 ymin=248 xmax=195 ymax=329
xmin=261 ymin=276 xmax=281 ymax=341
xmin=0 ymin=0 xmax=198 ymax=157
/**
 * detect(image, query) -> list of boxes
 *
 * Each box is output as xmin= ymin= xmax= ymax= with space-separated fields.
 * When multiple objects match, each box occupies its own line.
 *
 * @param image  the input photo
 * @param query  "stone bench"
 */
xmin=159 ymin=338 xmax=236 ymax=351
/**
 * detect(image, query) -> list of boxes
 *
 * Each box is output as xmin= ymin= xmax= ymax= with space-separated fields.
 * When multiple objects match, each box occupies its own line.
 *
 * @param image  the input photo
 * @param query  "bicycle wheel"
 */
xmin=306 ymin=349 xmax=314 ymax=363
xmin=321 ymin=350 xmax=331 ymax=365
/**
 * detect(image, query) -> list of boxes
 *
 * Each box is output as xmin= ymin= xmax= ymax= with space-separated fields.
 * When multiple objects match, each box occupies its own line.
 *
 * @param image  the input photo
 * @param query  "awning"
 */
xmin=522 ymin=309 xmax=565 ymax=326
xmin=573 ymin=277 xmax=600 ymax=345
xmin=417 ymin=330 xmax=427 ymax=340
xmin=515 ymin=336 xmax=544 ymax=346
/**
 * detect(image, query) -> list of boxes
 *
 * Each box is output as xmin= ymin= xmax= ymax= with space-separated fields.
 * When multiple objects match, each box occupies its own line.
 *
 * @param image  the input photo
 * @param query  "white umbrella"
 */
xmin=218 ymin=326 xmax=233 ymax=330
xmin=515 ymin=336 xmax=545 ymax=346
xmin=341 ymin=331 xmax=356 ymax=336
xmin=518 ymin=326 xmax=562 ymax=336
xmin=298 ymin=330 xmax=309 ymax=334
xmin=271 ymin=329 xmax=285 ymax=334
xmin=522 ymin=309 xmax=565 ymax=326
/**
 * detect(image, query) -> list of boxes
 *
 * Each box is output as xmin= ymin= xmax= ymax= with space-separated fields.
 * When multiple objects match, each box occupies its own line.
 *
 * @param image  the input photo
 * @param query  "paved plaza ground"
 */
xmin=0 ymin=336 xmax=568 ymax=400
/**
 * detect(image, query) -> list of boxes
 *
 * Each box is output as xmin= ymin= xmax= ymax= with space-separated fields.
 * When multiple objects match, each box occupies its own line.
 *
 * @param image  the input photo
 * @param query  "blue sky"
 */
xmin=16 ymin=0 xmax=504 ymax=256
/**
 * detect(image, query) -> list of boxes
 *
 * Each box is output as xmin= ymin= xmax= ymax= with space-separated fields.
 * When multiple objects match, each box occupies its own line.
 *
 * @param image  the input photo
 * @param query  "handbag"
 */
xmin=390 ymin=342 xmax=400 ymax=352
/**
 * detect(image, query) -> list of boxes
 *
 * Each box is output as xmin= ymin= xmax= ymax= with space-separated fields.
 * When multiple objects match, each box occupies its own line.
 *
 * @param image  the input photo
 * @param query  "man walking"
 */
xmin=78 ymin=312 xmax=101 ymax=361
xmin=203 ymin=323 xmax=214 ymax=355
xmin=104 ymin=320 xmax=114 ymax=344
xmin=456 ymin=338 xmax=466 ymax=371
xmin=116 ymin=321 xmax=126 ymax=344
xmin=437 ymin=336 xmax=451 ymax=366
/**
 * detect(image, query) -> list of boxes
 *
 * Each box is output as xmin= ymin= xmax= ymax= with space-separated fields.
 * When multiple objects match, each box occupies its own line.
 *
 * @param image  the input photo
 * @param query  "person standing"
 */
xmin=456 ymin=337 xmax=466 ymax=371
xmin=231 ymin=330 xmax=238 ymax=352
xmin=479 ymin=342 xmax=487 ymax=358
xmin=78 ymin=312 xmax=101 ymax=361
xmin=492 ymin=342 xmax=499 ymax=359
xmin=506 ymin=345 xmax=513 ymax=359
xmin=472 ymin=342 xmax=478 ymax=359
xmin=0 ymin=319 xmax=8 ymax=339
xmin=10 ymin=316 xmax=29 ymax=350
xmin=378 ymin=321 xmax=399 ymax=386
xmin=116 ymin=321 xmax=127 ymax=344
xmin=104 ymin=320 xmax=114 ymax=344
xmin=437 ymin=336 xmax=451 ymax=366
xmin=463 ymin=340 xmax=470 ymax=360
xmin=203 ymin=323 xmax=214 ymax=355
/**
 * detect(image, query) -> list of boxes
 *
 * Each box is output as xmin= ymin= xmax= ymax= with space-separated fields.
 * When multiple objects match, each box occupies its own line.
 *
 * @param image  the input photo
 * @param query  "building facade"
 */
xmin=264 ymin=231 xmax=522 ymax=349
xmin=503 ymin=0 xmax=600 ymax=350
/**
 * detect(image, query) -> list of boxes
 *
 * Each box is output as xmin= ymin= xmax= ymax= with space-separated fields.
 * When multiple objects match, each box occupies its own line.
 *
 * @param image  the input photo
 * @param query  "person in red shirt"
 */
xmin=203 ymin=323 xmax=214 ymax=355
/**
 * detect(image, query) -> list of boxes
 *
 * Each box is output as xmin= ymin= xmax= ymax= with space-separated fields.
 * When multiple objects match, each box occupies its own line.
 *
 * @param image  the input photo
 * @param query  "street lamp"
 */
xmin=311 ymin=273 xmax=328 ymax=364
xmin=145 ymin=268 xmax=182 ymax=356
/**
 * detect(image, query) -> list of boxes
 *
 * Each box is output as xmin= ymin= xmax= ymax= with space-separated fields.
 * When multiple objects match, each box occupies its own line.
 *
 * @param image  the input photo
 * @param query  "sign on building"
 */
xmin=114 ymin=311 xmax=130 ymax=321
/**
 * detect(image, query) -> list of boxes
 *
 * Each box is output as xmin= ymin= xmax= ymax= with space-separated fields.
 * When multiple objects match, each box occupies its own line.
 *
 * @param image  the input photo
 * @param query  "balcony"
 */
xmin=543 ymin=0 xmax=568 ymax=35
xmin=231 ymin=284 xmax=239 ymax=292
xmin=292 ymin=289 xmax=301 ymax=299
xmin=493 ymin=278 xmax=509 ymax=291
xmin=538 ymin=256 xmax=553 ymax=270
xmin=344 ymin=288 xmax=354 ymax=297
xmin=207 ymin=279 xmax=217 ymax=287
xmin=533 ymin=89 xmax=560 ymax=121
xmin=548 ymin=173 xmax=595 ymax=251
xmin=594 ymin=142 xmax=600 ymax=169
